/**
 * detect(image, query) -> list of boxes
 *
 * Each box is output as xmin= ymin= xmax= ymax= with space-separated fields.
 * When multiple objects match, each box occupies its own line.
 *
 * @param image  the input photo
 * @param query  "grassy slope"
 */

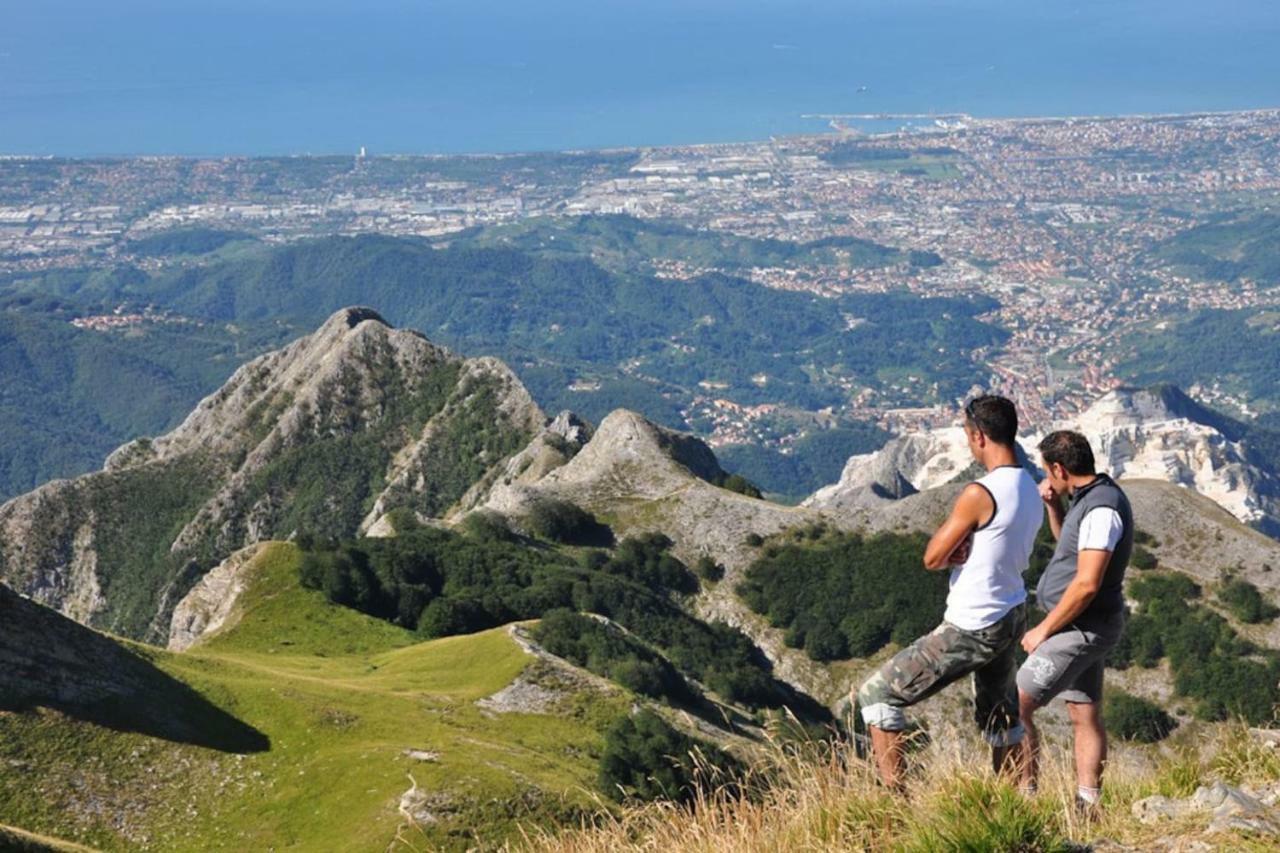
xmin=0 ymin=544 xmax=623 ymax=852
xmin=518 ymin=722 xmax=1280 ymax=853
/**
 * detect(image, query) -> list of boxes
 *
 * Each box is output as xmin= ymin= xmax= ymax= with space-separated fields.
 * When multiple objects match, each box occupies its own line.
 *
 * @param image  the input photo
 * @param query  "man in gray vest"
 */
xmin=1018 ymin=430 xmax=1133 ymax=813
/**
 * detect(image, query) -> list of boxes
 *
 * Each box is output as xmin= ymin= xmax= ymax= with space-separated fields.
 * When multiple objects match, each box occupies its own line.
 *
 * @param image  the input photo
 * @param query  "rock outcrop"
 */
xmin=1133 ymin=781 xmax=1280 ymax=837
xmin=167 ymin=543 xmax=269 ymax=651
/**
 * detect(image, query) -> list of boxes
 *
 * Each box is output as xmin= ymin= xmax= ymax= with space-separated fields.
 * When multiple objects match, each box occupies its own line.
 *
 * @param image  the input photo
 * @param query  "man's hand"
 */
xmin=923 ymin=483 xmax=993 ymax=570
xmin=1021 ymin=624 xmax=1048 ymax=654
xmin=948 ymin=534 xmax=973 ymax=566
xmin=1038 ymin=478 xmax=1059 ymax=505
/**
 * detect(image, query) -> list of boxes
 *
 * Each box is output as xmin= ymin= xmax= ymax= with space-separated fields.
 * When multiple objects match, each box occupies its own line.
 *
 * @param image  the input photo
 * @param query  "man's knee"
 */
xmin=857 ymin=671 xmax=907 ymax=732
xmin=1018 ymin=689 xmax=1041 ymax=724
xmin=1066 ymin=699 xmax=1102 ymax=727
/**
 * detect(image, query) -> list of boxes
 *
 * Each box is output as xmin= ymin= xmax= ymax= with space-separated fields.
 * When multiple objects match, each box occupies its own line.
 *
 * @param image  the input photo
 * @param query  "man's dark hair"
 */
xmin=963 ymin=395 xmax=1018 ymax=446
xmin=1038 ymin=430 xmax=1096 ymax=476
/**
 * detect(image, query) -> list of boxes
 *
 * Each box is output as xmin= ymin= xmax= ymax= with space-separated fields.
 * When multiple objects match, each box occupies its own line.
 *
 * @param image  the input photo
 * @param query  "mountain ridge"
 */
xmin=0 ymin=307 xmax=544 ymax=640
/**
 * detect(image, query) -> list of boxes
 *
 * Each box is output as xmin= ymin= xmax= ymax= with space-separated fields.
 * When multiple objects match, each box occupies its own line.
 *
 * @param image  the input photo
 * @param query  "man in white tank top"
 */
xmin=856 ymin=395 xmax=1043 ymax=790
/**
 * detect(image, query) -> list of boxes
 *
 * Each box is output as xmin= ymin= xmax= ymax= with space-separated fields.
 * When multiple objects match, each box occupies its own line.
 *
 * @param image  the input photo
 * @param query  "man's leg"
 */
xmin=1063 ymin=659 xmax=1108 ymax=809
xmin=1017 ymin=630 xmax=1115 ymax=801
xmin=1017 ymin=689 xmax=1043 ymax=793
xmin=856 ymin=623 xmax=982 ymax=790
xmin=973 ymin=658 xmax=1025 ymax=777
xmin=1066 ymin=699 xmax=1106 ymax=791
xmin=971 ymin=605 xmax=1026 ymax=777
xmin=867 ymin=725 xmax=907 ymax=791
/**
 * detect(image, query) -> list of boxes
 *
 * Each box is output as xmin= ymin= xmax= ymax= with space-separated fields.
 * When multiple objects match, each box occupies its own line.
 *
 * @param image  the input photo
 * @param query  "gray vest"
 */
xmin=1035 ymin=473 xmax=1132 ymax=630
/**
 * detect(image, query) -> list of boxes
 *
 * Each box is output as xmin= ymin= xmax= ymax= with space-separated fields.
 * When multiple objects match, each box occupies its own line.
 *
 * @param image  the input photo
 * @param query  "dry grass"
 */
xmin=507 ymin=719 xmax=1280 ymax=853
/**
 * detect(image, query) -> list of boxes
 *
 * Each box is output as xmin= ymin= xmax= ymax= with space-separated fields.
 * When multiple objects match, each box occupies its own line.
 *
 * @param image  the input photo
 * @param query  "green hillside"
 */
xmin=126 ymin=229 xmax=999 ymax=418
xmin=1154 ymin=212 xmax=1280 ymax=285
xmin=464 ymin=214 xmax=912 ymax=271
xmin=0 ymin=310 xmax=289 ymax=500
xmin=0 ymin=217 xmax=1000 ymax=499
xmin=0 ymin=543 xmax=628 ymax=851
xmin=1113 ymin=310 xmax=1280 ymax=417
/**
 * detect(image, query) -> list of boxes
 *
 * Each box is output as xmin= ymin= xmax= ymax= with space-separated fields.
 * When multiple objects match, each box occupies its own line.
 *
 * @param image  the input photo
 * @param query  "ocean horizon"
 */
xmin=3 ymin=0 xmax=1279 ymax=158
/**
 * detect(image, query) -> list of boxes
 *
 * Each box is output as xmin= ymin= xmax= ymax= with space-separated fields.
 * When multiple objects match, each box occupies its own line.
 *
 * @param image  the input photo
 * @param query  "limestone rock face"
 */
xmin=167 ymin=544 xmax=269 ymax=651
xmin=481 ymin=409 xmax=727 ymax=517
xmin=0 ymin=307 xmax=543 ymax=642
xmin=1076 ymin=387 xmax=1280 ymax=531
xmin=804 ymin=428 xmax=980 ymax=514
xmin=805 ymin=386 xmax=1280 ymax=535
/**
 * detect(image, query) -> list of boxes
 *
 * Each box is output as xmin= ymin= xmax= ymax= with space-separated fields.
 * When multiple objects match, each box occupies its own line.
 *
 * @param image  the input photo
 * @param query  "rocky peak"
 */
xmin=0 ymin=308 xmax=545 ymax=641
xmin=476 ymin=409 xmax=733 ymax=522
xmin=545 ymin=409 xmax=727 ymax=492
xmin=105 ymin=307 xmax=454 ymax=471
xmin=332 ymin=306 xmax=388 ymax=329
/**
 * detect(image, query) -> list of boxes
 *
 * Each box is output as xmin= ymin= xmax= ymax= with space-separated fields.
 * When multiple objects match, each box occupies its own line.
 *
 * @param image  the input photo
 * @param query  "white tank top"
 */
xmin=943 ymin=465 xmax=1042 ymax=630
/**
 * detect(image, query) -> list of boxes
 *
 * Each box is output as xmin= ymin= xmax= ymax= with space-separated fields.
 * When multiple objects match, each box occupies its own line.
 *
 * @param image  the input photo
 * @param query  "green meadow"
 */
xmin=0 ymin=544 xmax=625 ymax=851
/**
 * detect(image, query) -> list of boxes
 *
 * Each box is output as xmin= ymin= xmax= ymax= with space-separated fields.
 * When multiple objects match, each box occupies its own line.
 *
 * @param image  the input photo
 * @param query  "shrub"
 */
xmin=605 ymin=534 xmax=698 ymax=594
xmin=597 ymin=709 xmax=740 ymax=803
xmin=694 ymin=556 xmax=724 ymax=582
xmin=1217 ymin=578 xmax=1280 ymax=624
xmin=1118 ymin=572 xmax=1280 ymax=724
xmin=718 ymin=473 xmax=763 ymax=499
xmin=525 ymin=498 xmax=613 ymax=546
xmin=1106 ymin=690 xmax=1178 ymax=743
xmin=533 ymin=609 xmax=689 ymax=702
xmin=737 ymin=530 xmax=947 ymax=662
xmin=457 ymin=510 xmax=515 ymax=543
xmin=1130 ymin=544 xmax=1158 ymax=571
xmin=744 ymin=533 xmax=764 ymax=547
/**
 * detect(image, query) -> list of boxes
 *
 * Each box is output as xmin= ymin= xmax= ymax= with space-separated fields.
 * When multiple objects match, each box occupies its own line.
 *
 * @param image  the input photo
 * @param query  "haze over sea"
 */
xmin=3 ymin=0 xmax=1279 ymax=157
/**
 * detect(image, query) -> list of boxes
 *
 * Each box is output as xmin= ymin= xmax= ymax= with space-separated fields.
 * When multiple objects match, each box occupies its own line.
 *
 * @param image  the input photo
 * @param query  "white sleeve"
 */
xmin=1077 ymin=507 xmax=1124 ymax=551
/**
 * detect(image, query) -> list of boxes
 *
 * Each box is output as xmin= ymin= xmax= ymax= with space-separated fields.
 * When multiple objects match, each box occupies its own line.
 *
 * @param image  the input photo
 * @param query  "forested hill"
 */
xmin=0 ymin=217 xmax=1003 ymax=499
xmin=1153 ymin=211 xmax=1280 ymax=286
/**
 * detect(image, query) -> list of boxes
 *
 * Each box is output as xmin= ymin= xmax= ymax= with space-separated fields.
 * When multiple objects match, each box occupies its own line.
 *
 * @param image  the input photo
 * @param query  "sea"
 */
xmin=3 ymin=0 xmax=1280 ymax=157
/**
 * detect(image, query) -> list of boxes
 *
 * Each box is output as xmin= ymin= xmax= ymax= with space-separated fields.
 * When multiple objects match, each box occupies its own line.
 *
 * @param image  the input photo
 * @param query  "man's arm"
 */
xmin=1022 ymin=549 xmax=1110 ymax=652
xmin=922 ymin=484 xmax=993 ymax=571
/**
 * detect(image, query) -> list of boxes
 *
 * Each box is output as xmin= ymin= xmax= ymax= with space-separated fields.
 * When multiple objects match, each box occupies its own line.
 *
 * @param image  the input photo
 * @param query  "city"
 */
xmin=4 ymin=109 xmax=1279 ymax=449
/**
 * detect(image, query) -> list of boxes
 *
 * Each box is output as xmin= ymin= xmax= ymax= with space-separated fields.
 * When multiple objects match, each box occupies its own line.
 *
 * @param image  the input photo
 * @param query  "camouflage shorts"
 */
xmin=856 ymin=603 xmax=1027 ymax=746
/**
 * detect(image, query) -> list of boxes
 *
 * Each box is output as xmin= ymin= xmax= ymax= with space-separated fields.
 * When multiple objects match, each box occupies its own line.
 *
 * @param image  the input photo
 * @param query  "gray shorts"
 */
xmin=1017 ymin=615 xmax=1124 ymax=705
